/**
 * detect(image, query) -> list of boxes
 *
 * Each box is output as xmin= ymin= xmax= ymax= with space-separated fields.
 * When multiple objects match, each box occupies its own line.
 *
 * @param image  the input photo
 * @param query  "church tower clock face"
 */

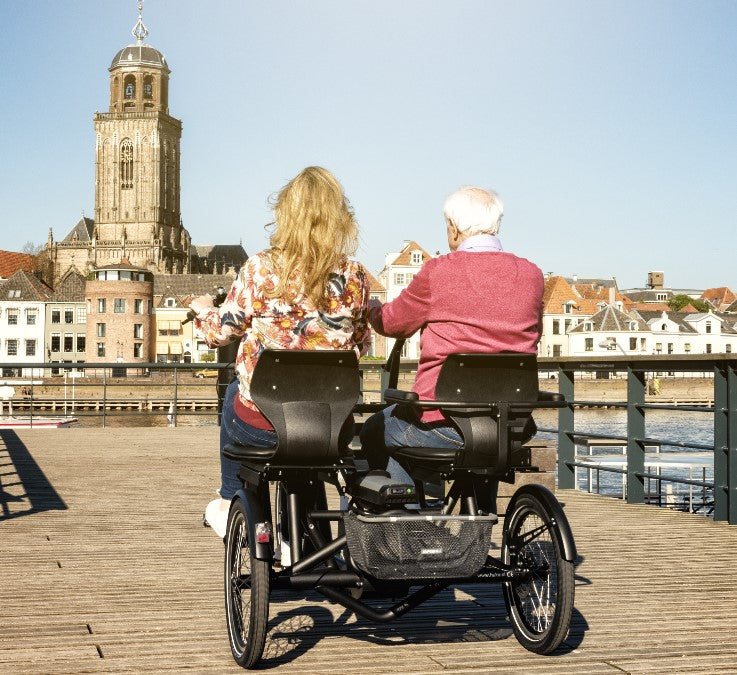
xmin=92 ymin=1 xmax=189 ymax=274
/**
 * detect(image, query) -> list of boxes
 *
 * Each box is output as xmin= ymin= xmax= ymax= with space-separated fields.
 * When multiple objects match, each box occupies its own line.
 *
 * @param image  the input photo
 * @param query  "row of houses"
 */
xmin=2 ymin=244 xmax=736 ymax=378
xmin=0 ymin=254 xmax=234 ymax=377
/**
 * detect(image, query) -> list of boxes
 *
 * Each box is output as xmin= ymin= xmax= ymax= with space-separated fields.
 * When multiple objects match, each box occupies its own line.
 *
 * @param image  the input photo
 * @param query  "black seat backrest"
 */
xmin=434 ymin=353 xmax=539 ymax=473
xmin=249 ymin=349 xmax=359 ymax=465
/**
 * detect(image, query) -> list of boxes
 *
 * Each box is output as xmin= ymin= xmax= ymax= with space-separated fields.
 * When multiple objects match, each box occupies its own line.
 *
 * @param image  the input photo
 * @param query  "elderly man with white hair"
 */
xmin=360 ymin=186 xmax=544 ymax=511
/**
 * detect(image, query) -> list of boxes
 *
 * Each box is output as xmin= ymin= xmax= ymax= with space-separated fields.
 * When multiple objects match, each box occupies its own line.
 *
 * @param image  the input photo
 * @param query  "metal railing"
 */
xmin=541 ymin=354 xmax=736 ymax=525
xmin=2 ymin=354 xmax=734 ymax=525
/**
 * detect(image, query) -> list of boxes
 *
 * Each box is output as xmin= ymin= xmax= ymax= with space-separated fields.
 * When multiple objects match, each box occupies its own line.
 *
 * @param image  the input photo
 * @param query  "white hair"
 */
xmin=443 ymin=186 xmax=504 ymax=235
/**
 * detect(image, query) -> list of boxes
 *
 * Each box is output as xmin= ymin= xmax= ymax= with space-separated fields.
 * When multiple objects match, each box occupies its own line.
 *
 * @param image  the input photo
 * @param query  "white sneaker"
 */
xmin=204 ymin=498 xmax=231 ymax=539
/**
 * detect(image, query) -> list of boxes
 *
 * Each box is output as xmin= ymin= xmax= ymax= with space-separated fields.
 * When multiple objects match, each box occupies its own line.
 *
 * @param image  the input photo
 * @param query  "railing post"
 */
xmin=379 ymin=367 xmax=390 ymax=401
xmin=728 ymin=363 xmax=737 ymax=525
xmin=102 ymin=367 xmax=107 ymax=428
xmin=557 ymin=366 xmax=575 ymax=489
xmin=173 ymin=366 xmax=178 ymax=428
xmin=714 ymin=362 xmax=736 ymax=523
xmin=627 ymin=366 xmax=645 ymax=504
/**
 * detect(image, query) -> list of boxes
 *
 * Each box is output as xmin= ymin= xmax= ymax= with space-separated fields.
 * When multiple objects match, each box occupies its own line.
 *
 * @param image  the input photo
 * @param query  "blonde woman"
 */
xmin=190 ymin=167 xmax=371 ymax=537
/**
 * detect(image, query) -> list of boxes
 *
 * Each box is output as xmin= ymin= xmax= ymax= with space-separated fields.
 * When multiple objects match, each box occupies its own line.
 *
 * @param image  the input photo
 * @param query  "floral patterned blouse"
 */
xmin=194 ymin=250 xmax=371 ymax=416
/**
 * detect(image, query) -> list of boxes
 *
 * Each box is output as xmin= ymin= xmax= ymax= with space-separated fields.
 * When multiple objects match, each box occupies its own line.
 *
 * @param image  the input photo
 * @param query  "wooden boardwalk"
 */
xmin=1 ymin=428 xmax=737 ymax=674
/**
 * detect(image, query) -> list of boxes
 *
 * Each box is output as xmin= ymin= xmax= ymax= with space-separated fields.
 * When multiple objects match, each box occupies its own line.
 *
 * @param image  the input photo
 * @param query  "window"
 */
xmin=7 ymin=289 xmax=20 ymax=298
xmin=655 ymin=342 xmax=662 ymax=354
xmin=585 ymin=322 xmax=593 ymax=331
xmin=133 ymin=324 xmax=143 ymax=339
xmin=133 ymin=343 xmax=142 ymax=358
xmin=165 ymin=297 xmax=176 ymax=308
xmin=727 ymin=344 xmax=732 ymax=354
xmin=706 ymin=322 xmax=712 ymax=334
xmin=661 ymin=323 xmax=667 ymax=331
xmin=564 ymin=319 xmax=573 ymax=333
xmin=121 ymin=139 xmax=133 ymax=190
xmin=64 ymin=334 xmax=73 ymax=353
xmin=656 ymin=293 xmax=667 ymax=301
xmin=77 ymin=307 xmax=87 ymax=324
xmin=168 ymin=323 xmax=180 ymax=336
xmin=394 ymin=273 xmax=405 ymax=285
xmin=563 ymin=302 xmax=573 ymax=314
xmin=684 ymin=343 xmax=691 ymax=353
xmin=7 ymin=339 xmax=18 ymax=356
xmin=585 ymin=338 xmax=593 ymax=352
xmin=97 ymin=323 xmax=106 ymax=338
xmin=64 ymin=308 xmax=74 ymax=324
xmin=26 ymin=308 xmax=37 ymax=325
xmin=630 ymin=337 xmax=637 ymax=350
xmin=552 ymin=320 xmax=560 ymax=335
xmin=134 ymin=299 xmax=143 ymax=314
xmin=114 ymin=298 xmax=125 ymax=313
xmin=706 ymin=344 xmax=712 ymax=354
xmin=51 ymin=333 xmax=61 ymax=352
xmin=97 ymin=343 xmax=105 ymax=357
xmin=124 ymin=78 xmax=135 ymax=99
xmin=640 ymin=337 xmax=646 ymax=350
xmin=77 ymin=334 xmax=85 ymax=353
xmin=667 ymin=343 xmax=674 ymax=354
xmin=158 ymin=326 xmax=168 ymax=336
xmin=553 ymin=345 xmax=562 ymax=357
xmin=25 ymin=339 xmax=36 ymax=357
xmin=52 ymin=308 xmax=61 ymax=323
xmin=143 ymin=81 xmax=153 ymax=99
xmin=98 ymin=298 xmax=106 ymax=313
xmin=411 ymin=251 xmax=422 ymax=265
xmin=7 ymin=308 xmax=18 ymax=325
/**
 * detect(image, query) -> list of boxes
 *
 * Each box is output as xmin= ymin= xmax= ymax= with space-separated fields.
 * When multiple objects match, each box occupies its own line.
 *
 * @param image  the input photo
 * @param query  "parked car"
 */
xmin=194 ymin=368 xmax=218 ymax=378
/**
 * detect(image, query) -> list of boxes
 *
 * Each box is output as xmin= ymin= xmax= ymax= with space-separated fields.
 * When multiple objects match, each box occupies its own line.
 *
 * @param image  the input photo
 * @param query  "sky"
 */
xmin=1 ymin=1 xmax=735 ymax=290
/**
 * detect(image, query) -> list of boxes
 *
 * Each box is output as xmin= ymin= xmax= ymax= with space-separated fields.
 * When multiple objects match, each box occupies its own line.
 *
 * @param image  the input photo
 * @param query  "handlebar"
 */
xmin=382 ymin=338 xmax=405 ymax=390
xmin=182 ymin=287 xmax=228 ymax=324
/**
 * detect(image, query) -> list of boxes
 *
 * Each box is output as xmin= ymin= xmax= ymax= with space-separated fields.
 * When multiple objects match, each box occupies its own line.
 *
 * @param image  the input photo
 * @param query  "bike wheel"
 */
xmin=501 ymin=490 xmax=574 ymax=654
xmin=225 ymin=498 xmax=269 ymax=669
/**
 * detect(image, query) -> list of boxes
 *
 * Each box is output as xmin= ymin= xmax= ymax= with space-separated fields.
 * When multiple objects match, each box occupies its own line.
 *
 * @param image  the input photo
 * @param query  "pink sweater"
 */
xmin=370 ymin=251 xmax=543 ymax=422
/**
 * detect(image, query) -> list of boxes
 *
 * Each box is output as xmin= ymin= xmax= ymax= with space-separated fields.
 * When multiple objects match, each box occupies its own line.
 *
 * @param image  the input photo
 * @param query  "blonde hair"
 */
xmin=266 ymin=166 xmax=358 ymax=307
xmin=443 ymin=186 xmax=504 ymax=236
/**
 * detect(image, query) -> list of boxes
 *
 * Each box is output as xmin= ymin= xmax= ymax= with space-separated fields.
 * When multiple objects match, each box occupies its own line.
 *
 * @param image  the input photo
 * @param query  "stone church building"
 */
xmin=41 ymin=10 xmax=206 ymax=287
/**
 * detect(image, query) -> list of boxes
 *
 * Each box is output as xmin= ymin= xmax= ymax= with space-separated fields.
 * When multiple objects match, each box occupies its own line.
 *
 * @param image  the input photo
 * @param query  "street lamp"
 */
xmin=598 ymin=337 xmax=627 ymax=355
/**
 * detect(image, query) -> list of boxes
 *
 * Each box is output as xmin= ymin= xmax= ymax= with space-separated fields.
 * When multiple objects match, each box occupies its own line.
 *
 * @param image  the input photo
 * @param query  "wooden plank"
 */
xmin=2 ymin=428 xmax=737 ymax=673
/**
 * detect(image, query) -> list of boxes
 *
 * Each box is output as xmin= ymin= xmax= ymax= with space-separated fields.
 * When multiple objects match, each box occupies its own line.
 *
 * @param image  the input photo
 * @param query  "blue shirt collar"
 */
xmin=457 ymin=233 xmax=503 ymax=252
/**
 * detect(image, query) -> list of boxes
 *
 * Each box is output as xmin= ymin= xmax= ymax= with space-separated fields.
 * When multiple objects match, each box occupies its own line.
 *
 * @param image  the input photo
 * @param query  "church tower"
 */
xmin=92 ymin=2 xmax=190 ymax=274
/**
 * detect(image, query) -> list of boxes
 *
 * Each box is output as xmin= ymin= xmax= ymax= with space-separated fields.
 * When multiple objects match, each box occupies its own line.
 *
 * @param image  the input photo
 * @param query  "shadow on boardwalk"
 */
xmin=0 ymin=429 xmax=67 ymax=520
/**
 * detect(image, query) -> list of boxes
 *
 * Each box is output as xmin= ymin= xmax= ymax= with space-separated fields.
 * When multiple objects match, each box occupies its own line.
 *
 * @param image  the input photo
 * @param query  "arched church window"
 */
xmin=120 ymin=139 xmax=134 ymax=190
xmin=143 ymin=76 xmax=153 ymax=99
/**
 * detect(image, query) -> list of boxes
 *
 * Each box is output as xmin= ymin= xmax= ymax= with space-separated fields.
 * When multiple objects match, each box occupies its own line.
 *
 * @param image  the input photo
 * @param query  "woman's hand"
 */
xmin=189 ymin=294 xmax=214 ymax=315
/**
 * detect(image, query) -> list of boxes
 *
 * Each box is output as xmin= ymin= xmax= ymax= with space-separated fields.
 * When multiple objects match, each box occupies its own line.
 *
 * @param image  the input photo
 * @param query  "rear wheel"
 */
xmin=502 ymin=490 xmax=574 ymax=654
xmin=225 ymin=499 xmax=269 ymax=668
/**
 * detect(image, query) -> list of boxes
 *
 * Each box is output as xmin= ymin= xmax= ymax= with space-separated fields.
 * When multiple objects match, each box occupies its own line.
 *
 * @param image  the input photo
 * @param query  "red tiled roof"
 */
xmin=389 ymin=241 xmax=433 ymax=267
xmin=362 ymin=268 xmax=385 ymax=292
xmin=700 ymin=287 xmax=737 ymax=309
xmin=0 ymin=250 xmax=36 ymax=279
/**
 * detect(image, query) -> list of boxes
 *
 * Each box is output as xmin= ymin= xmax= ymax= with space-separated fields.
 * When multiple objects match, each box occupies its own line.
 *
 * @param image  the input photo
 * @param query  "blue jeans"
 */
xmin=359 ymin=403 xmax=497 ymax=512
xmin=219 ymin=380 xmax=277 ymax=499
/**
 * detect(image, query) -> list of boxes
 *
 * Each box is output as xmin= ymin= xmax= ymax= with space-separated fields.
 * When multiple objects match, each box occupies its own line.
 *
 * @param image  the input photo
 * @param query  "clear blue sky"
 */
xmin=1 ymin=1 xmax=735 ymax=289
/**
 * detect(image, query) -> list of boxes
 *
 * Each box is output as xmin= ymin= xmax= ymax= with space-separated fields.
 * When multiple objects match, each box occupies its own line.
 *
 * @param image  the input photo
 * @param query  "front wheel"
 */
xmin=225 ymin=499 xmax=269 ymax=668
xmin=501 ymin=488 xmax=574 ymax=654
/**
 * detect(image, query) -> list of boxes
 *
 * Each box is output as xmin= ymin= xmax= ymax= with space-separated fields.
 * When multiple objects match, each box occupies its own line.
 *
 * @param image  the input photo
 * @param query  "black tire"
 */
xmin=225 ymin=499 xmax=269 ymax=669
xmin=501 ymin=490 xmax=574 ymax=654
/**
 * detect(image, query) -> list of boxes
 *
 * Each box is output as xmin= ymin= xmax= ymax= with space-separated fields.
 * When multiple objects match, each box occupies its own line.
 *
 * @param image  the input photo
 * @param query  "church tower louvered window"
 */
xmin=120 ymin=139 xmax=134 ymax=189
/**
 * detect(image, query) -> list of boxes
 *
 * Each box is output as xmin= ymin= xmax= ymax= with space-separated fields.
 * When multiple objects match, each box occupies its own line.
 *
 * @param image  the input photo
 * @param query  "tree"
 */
xmin=20 ymin=241 xmax=43 ymax=255
xmin=668 ymin=294 xmax=710 ymax=313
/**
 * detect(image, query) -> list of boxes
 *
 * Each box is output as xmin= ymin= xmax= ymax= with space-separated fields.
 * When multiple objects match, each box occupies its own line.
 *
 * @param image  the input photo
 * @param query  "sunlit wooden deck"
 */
xmin=2 ymin=428 xmax=737 ymax=673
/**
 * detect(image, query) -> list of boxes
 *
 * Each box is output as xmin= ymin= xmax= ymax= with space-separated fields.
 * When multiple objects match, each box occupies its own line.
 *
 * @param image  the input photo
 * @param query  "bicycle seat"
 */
xmin=385 ymin=353 xmax=550 ymax=476
xmin=222 ymin=349 xmax=360 ymax=466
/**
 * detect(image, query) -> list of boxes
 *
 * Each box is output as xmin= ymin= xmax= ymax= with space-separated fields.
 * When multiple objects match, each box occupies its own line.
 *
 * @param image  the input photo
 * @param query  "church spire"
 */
xmin=132 ymin=1 xmax=149 ymax=45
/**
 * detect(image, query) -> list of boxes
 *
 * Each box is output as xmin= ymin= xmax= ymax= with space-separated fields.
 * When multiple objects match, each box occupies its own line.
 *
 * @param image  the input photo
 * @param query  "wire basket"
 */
xmin=343 ymin=511 xmax=495 ymax=579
